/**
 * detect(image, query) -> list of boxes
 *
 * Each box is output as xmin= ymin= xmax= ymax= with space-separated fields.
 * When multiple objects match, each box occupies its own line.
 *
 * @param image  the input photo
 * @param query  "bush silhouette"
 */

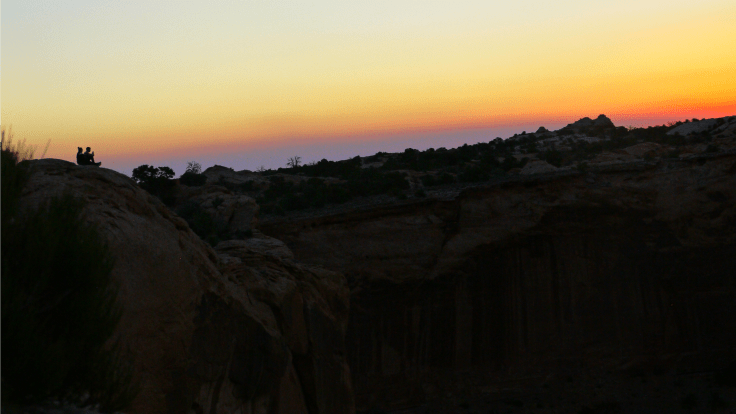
xmin=131 ymin=164 xmax=176 ymax=205
xmin=180 ymin=171 xmax=207 ymax=186
xmin=186 ymin=161 xmax=202 ymax=174
xmin=2 ymin=146 xmax=137 ymax=410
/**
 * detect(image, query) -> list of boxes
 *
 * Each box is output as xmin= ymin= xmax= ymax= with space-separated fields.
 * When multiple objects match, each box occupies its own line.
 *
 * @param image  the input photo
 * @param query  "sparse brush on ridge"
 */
xmin=180 ymin=161 xmax=207 ymax=186
xmin=1 ymin=139 xmax=138 ymax=411
xmin=287 ymin=155 xmax=302 ymax=168
xmin=1 ymin=126 xmax=51 ymax=161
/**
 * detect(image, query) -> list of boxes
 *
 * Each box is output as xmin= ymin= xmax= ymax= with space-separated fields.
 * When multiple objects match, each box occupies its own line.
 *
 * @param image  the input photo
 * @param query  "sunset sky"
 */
xmin=3 ymin=0 xmax=735 ymax=175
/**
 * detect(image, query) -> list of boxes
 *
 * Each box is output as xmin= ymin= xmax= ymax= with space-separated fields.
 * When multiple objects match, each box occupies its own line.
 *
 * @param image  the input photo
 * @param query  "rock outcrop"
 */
xmin=261 ymin=152 xmax=736 ymax=410
xmin=559 ymin=114 xmax=615 ymax=133
xmin=201 ymin=165 xmax=267 ymax=188
xmin=17 ymin=159 xmax=354 ymax=414
xmin=667 ymin=116 xmax=736 ymax=136
xmin=177 ymin=183 xmax=259 ymax=237
xmin=519 ymin=159 xmax=558 ymax=175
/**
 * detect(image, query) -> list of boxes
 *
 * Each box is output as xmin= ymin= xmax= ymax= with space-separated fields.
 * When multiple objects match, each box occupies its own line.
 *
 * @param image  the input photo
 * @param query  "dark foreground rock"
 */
xmin=17 ymin=159 xmax=354 ymax=414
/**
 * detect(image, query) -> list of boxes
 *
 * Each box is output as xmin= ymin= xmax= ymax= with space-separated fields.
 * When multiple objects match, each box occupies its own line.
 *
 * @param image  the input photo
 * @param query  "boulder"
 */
xmin=17 ymin=159 xmax=355 ymax=414
xmin=178 ymin=184 xmax=259 ymax=237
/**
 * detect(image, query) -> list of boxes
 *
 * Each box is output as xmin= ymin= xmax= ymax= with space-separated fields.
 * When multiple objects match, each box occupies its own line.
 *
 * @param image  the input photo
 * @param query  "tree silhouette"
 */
xmin=286 ymin=156 xmax=301 ymax=168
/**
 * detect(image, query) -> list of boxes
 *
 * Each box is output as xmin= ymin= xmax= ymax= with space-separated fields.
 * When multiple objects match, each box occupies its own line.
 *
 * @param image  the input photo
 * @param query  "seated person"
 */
xmin=84 ymin=147 xmax=101 ymax=166
xmin=76 ymin=147 xmax=88 ymax=165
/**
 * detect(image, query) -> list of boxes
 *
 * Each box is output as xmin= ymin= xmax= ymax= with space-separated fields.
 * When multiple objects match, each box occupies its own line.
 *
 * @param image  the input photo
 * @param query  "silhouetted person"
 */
xmin=84 ymin=147 xmax=101 ymax=167
xmin=76 ymin=147 xmax=88 ymax=165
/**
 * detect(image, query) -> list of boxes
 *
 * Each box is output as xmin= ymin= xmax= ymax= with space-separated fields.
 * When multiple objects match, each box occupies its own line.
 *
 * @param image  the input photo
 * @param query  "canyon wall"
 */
xmin=261 ymin=154 xmax=736 ymax=409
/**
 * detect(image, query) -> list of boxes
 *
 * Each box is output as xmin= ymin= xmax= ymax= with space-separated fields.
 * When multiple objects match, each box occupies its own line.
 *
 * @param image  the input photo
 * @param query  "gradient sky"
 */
xmin=3 ymin=0 xmax=735 ymax=175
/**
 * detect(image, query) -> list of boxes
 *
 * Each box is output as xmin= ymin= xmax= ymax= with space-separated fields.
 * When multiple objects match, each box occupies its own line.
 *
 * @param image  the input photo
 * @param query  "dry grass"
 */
xmin=1 ymin=126 xmax=51 ymax=161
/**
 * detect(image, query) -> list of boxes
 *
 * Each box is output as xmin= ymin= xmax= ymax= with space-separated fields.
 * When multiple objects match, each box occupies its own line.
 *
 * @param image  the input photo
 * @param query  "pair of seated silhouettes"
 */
xmin=76 ymin=147 xmax=101 ymax=166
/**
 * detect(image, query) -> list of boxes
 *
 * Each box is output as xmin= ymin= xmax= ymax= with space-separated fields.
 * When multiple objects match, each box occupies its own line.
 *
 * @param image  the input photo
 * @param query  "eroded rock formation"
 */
xmin=17 ymin=160 xmax=354 ymax=414
xmin=261 ymin=152 xmax=736 ymax=410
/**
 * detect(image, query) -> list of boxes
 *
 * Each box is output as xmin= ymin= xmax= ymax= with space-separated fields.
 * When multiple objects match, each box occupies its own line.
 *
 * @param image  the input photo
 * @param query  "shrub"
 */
xmin=132 ymin=164 xmax=174 ymax=184
xmin=186 ymin=161 xmax=202 ymax=175
xmin=1 ymin=137 xmax=30 ymax=220
xmin=131 ymin=165 xmax=176 ymax=205
xmin=180 ymin=171 xmax=207 ymax=186
xmin=2 ymin=149 xmax=137 ymax=410
xmin=286 ymin=156 xmax=302 ymax=168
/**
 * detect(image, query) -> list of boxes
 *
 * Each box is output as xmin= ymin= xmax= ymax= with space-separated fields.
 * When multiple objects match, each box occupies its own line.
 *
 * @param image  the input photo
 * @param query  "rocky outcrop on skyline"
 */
xmin=201 ymin=165 xmax=267 ymax=188
xmin=559 ymin=114 xmax=615 ymax=133
xmin=16 ymin=160 xmax=354 ymax=414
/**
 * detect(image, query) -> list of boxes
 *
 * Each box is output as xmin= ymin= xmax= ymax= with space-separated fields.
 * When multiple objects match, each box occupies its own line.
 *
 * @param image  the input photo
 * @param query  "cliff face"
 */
xmin=261 ymin=153 xmax=736 ymax=409
xmin=17 ymin=160 xmax=354 ymax=414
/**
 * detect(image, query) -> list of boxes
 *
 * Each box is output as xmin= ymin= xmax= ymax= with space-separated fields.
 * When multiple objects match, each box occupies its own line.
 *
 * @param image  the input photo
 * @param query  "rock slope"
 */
xmin=17 ymin=159 xmax=354 ymax=414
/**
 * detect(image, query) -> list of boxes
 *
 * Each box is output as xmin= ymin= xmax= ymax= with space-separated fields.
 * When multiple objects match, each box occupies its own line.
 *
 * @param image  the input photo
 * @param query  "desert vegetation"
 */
xmin=179 ymin=161 xmax=207 ymax=186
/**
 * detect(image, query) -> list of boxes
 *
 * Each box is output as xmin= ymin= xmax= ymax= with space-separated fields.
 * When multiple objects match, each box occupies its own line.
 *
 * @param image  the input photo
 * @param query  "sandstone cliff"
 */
xmin=17 ymin=160 xmax=354 ymax=414
xmin=260 ymin=151 xmax=736 ymax=409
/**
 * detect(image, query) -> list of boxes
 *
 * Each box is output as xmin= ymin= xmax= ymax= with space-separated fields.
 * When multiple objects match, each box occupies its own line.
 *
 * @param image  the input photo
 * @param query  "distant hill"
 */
xmin=158 ymin=114 xmax=736 ymax=225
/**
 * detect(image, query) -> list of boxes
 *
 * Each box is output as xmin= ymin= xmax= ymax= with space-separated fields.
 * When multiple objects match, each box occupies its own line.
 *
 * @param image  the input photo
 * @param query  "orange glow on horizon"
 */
xmin=4 ymin=0 xmax=735 ymax=165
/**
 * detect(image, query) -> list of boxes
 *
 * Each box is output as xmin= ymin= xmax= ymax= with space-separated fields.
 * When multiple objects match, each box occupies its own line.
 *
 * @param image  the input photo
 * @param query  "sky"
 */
xmin=3 ymin=0 xmax=735 ymax=176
